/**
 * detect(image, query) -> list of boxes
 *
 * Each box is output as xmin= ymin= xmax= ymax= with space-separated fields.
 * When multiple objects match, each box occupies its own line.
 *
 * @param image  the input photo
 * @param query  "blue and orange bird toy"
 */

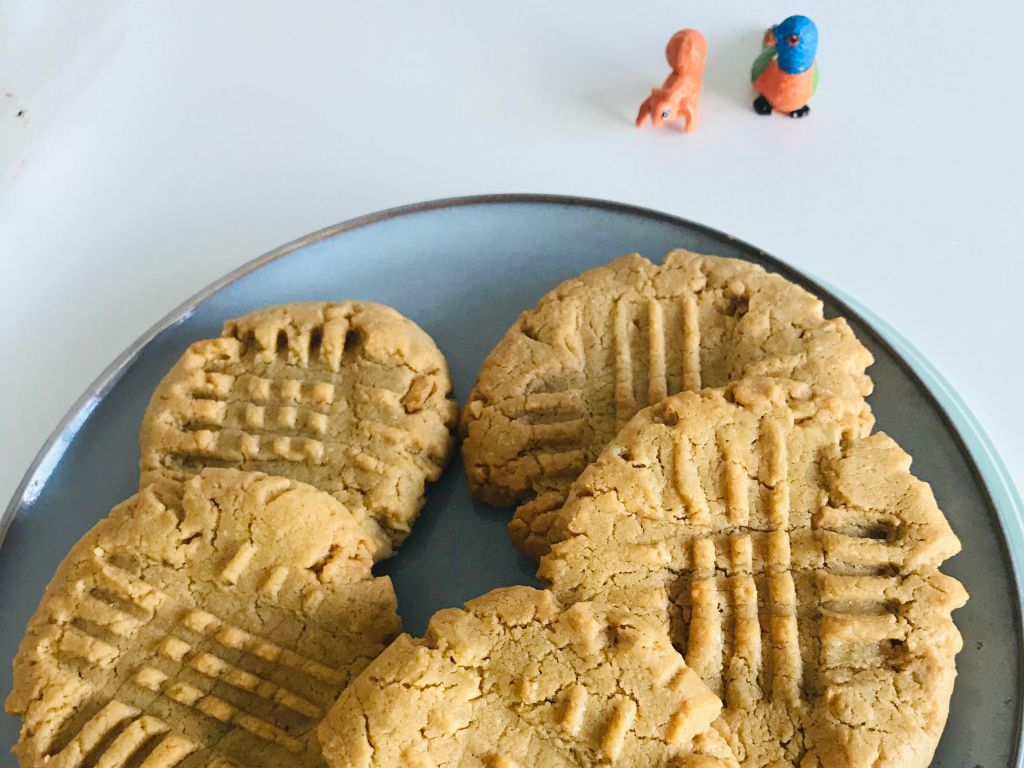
xmin=751 ymin=15 xmax=818 ymax=118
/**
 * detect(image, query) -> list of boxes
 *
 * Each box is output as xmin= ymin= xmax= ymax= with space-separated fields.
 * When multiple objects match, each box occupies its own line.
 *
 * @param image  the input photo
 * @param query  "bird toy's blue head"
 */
xmin=772 ymin=15 xmax=817 ymax=74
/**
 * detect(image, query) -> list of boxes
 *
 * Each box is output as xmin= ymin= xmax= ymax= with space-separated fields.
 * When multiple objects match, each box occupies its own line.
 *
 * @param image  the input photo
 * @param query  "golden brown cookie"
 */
xmin=538 ymin=378 xmax=967 ymax=768
xmin=318 ymin=586 xmax=739 ymax=768
xmin=6 ymin=470 xmax=401 ymax=768
xmin=461 ymin=250 xmax=874 ymax=558
xmin=140 ymin=301 xmax=458 ymax=560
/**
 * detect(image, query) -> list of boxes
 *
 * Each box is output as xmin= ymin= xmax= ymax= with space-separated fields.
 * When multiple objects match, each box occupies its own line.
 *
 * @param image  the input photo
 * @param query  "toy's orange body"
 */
xmin=754 ymin=59 xmax=817 ymax=114
xmin=636 ymin=29 xmax=707 ymax=133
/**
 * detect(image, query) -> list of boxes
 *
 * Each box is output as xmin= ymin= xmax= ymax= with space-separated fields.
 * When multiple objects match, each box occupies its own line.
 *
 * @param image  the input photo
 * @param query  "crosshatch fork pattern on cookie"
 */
xmin=461 ymin=251 xmax=875 ymax=559
xmin=540 ymin=381 xmax=967 ymax=767
xmin=6 ymin=471 xmax=401 ymax=768
xmin=140 ymin=301 xmax=457 ymax=560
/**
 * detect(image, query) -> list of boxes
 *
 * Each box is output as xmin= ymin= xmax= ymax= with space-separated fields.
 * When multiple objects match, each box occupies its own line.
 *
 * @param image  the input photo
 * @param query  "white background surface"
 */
xmin=1 ymin=1 xmax=1021 ymax=511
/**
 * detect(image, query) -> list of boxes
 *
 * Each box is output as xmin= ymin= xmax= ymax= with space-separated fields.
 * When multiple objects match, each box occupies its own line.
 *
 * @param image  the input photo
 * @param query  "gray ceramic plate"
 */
xmin=2 ymin=195 xmax=1021 ymax=767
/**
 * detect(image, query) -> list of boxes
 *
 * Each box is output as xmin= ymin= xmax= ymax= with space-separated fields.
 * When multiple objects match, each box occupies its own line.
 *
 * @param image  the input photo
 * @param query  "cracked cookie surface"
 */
xmin=538 ymin=378 xmax=967 ymax=768
xmin=318 ymin=586 xmax=739 ymax=768
xmin=140 ymin=301 xmax=458 ymax=560
xmin=6 ymin=469 xmax=401 ymax=768
xmin=460 ymin=250 xmax=874 ymax=558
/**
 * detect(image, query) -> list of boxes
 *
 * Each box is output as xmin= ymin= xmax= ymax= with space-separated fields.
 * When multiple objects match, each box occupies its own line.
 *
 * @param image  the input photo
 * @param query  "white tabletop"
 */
xmin=1 ymin=1 xmax=1021 ymax=511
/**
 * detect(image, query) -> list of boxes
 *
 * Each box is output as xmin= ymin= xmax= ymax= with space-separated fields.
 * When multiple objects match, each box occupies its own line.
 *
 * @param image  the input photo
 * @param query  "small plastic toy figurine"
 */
xmin=751 ymin=15 xmax=818 ymax=118
xmin=636 ymin=29 xmax=707 ymax=133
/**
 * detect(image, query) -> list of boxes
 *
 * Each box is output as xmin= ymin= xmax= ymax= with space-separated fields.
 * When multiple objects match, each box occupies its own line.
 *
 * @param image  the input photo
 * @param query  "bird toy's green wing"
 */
xmin=812 ymin=63 xmax=820 ymax=94
xmin=751 ymin=44 xmax=776 ymax=83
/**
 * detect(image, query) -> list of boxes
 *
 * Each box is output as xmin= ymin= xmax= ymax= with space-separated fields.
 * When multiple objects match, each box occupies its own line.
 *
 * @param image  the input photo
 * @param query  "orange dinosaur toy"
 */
xmin=635 ymin=29 xmax=707 ymax=133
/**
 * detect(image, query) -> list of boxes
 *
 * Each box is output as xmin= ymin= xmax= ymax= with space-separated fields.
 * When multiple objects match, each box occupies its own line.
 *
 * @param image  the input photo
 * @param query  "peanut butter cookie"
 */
xmin=140 ymin=301 xmax=458 ymax=560
xmin=461 ymin=251 xmax=874 ymax=558
xmin=318 ymin=586 xmax=739 ymax=768
xmin=6 ymin=470 xmax=401 ymax=768
xmin=539 ymin=379 xmax=967 ymax=768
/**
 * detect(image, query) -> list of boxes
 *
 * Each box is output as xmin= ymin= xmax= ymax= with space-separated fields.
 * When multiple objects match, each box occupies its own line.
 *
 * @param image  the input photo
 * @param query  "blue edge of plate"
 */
xmin=1 ymin=194 xmax=1022 ymax=765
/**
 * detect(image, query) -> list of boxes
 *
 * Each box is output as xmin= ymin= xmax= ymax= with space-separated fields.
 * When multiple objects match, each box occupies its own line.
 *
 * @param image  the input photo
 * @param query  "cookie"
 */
xmin=6 ymin=469 xmax=402 ymax=768
xmin=140 ymin=301 xmax=458 ymax=560
xmin=318 ymin=586 xmax=739 ymax=767
xmin=461 ymin=250 xmax=874 ymax=558
xmin=538 ymin=379 xmax=967 ymax=767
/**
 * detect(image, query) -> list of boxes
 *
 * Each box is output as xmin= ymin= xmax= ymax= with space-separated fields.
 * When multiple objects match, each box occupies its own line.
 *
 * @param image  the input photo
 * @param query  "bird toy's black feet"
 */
xmin=753 ymin=95 xmax=773 ymax=115
xmin=788 ymin=105 xmax=811 ymax=118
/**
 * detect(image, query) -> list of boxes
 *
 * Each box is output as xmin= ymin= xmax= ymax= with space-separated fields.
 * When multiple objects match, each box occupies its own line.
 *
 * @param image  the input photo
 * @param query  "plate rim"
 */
xmin=3 ymin=192 xmax=1021 ymax=766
